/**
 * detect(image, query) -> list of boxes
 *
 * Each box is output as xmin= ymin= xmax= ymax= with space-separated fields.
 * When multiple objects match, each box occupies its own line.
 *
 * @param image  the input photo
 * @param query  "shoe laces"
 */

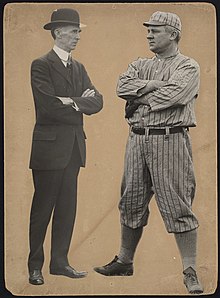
xmin=103 ymin=256 xmax=118 ymax=268
xmin=185 ymin=271 xmax=199 ymax=286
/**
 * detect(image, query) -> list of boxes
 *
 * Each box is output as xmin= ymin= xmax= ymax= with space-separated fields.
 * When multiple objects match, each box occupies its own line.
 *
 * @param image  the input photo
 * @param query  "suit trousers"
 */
xmin=28 ymin=141 xmax=82 ymax=271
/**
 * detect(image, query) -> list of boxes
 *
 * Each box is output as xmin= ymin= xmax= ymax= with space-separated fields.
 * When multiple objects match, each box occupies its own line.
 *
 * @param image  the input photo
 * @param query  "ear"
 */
xmin=170 ymin=30 xmax=178 ymax=41
xmin=54 ymin=28 xmax=62 ymax=39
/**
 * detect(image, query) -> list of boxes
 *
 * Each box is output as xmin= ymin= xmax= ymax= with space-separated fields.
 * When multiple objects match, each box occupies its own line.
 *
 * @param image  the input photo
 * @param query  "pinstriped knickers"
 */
xmin=119 ymin=129 xmax=199 ymax=233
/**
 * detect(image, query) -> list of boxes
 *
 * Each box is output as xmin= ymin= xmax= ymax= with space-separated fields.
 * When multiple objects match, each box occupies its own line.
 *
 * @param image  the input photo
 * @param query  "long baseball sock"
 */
xmin=118 ymin=224 xmax=143 ymax=264
xmin=174 ymin=229 xmax=197 ymax=272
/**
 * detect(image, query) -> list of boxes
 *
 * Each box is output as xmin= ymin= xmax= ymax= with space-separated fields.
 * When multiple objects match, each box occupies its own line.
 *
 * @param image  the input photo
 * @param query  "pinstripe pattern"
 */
xmin=117 ymin=52 xmax=200 ymax=127
xmin=117 ymin=51 xmax=200 ymax=233
xmin=144 ymin=11 xmax=182 ymax=31
xmin=119 ymin=131 xmax=199 ymax=232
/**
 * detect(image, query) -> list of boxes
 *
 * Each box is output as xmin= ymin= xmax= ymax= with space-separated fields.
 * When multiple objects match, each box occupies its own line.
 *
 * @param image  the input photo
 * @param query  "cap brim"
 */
xmin=143 ymin=21 xmax=166 ymax=27
xmin=43 ymin=21 xmax=87 ymax=30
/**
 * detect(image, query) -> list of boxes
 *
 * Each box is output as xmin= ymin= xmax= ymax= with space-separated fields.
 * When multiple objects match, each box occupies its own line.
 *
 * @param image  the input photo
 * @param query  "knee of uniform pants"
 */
xmin=155 ymin=202 xmax=200 ymax=233
xmin=119 ymin=182 xmax=154 ymax=229
xmin=165 ymin=220 xmax=200 ymax=233
xmin=120 ymin=213 xmax=150 ymax=229
xmin=119 ymin=197 xmax=151 ymax=229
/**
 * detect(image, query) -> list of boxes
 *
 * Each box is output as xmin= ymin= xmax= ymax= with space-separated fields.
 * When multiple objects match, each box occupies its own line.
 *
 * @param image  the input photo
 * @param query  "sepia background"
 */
xmin=4 ymin=2 xmax=217 ymax=296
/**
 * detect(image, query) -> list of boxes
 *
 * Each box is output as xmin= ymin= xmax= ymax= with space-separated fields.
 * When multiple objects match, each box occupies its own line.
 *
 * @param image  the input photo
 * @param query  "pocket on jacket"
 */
xmin=33 ymin=131 xmax=56 ymax=141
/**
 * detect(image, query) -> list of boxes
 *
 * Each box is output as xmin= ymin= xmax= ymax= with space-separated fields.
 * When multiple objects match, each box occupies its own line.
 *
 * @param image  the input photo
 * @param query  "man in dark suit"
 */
xmin=28 ymin=8 xmax=103 ymax=285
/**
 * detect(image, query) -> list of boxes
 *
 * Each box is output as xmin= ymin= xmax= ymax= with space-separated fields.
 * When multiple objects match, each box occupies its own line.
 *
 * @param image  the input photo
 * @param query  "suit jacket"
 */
xmin=29 ymin=49 xmax=103 ymax=170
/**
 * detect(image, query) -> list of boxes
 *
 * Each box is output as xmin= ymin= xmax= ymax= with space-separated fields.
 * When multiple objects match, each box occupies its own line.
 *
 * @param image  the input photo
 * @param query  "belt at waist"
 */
xmin=131 ymin=126 xmax=188 ymax=135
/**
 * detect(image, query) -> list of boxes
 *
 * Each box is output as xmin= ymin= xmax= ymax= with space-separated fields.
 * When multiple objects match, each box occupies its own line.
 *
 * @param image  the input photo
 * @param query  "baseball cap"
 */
xmin=143 ymin=11 xmax=181 ymax=31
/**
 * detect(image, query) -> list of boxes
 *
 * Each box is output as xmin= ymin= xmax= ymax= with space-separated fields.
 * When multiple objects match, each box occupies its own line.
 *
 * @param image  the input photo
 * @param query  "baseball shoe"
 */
xmin=93 ymin=255 xmax=133 ymax=276
xmin=183 ymin=267 xmax=203 ymax=294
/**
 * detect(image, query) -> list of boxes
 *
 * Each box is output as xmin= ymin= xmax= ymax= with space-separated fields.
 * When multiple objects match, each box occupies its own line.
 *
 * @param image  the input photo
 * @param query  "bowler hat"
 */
xmin=143 ymin=11 xmax=181 ymax=31
xmin=43 ymin=8 xmax=86 ymax=30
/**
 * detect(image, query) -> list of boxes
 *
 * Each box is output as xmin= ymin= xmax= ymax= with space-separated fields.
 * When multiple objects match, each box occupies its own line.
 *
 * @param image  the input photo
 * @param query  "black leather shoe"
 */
xmin=50 ymin=265 xmax=88 ymax=278
xmin=94 ymin=256 xmax=133 ymax=276
xmin=29 ymin=269 xmax=44 ymax=285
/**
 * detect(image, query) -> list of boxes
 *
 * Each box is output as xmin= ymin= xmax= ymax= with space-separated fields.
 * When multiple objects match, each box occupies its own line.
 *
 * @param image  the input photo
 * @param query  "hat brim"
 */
xmin=143 ymin=21 xmax=181 ymax=31
xmin=43 ymin=21 xmax=87 ymax=30
xmin=143 ymin=21 xmax=166 ymax=27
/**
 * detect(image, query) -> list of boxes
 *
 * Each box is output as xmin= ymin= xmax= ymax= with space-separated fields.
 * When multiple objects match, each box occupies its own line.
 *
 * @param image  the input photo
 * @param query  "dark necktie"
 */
xmin=66 ymin=55 xmax=72 ymax=79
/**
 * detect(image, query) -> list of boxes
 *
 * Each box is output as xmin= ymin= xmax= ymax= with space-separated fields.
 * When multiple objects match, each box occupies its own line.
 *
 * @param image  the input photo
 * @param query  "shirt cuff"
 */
xmin=72 ymin=101 xmax=80 ymax=111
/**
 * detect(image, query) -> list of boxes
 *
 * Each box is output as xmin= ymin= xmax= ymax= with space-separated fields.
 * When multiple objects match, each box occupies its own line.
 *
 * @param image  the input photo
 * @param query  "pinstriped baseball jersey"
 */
xmin=117 ymin=51 xmax=200 ymax=127
xmin=117 ymin=51 xmax=200 ymax=232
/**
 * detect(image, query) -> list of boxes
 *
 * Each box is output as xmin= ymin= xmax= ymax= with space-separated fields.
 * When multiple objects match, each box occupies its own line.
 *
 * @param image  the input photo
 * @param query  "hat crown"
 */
xmin=43 ymin=8 xmax=86 ymax=30
xmin=144 ymin=11 xmax=181 ymax=31
xmin=51 ymin=8 xmax=80 ymax=24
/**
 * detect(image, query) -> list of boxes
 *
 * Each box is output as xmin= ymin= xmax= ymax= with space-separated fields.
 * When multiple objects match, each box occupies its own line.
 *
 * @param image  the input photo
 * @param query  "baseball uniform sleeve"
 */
xmin=146 ymin=59 xmax=200 ymax=111
xmin=116 ymin=58 xmax=153 ymax=101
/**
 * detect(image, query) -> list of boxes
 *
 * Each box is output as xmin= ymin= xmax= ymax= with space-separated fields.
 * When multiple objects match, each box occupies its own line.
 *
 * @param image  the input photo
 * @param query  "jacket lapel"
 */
xmin=47 ymin=50 xmax=72 ymax=85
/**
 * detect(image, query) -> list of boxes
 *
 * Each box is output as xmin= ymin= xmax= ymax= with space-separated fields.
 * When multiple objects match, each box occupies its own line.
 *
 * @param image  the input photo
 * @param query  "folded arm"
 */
xmin=31 ymin=59 xmax=82 ymax=124
xmin=31 ymin=59 xmax=103 ymax=123
xmin=57 ymin=66 xmax=103 ymax=115
xmin=135 ymin=59 xmax=200 ymax=111
xmin=71 ymin=64 xmax=103 ymax=115
xmin=57 ymin=89 xmax=95 ymax=111
xmin=116 ymin=58 xmax=157 ymax=101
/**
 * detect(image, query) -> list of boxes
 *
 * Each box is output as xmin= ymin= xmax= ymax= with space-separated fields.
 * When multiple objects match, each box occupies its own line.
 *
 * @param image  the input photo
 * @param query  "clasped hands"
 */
xmin=58 ymin=88 xmax=95 ymax=105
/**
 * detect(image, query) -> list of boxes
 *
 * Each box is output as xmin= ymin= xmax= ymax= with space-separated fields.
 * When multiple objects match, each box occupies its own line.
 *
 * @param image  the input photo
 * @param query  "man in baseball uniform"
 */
xmin=94 ymin=11 xmax=203 ymax=294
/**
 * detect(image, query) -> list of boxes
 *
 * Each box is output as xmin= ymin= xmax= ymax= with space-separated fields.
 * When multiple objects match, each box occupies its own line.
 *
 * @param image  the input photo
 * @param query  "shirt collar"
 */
xmin=155 ymin=49 xmax=180 ymax=60
xmin=53 ymin=45 xmax=70 ymax=62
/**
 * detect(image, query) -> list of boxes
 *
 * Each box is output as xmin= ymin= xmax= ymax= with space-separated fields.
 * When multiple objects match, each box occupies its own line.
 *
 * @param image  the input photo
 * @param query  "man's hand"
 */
xmin=134 ymin=95 xmax=149 ymax=105
xmin=82 ymin=88 xmax=95 ymax=97
xmin=138 ymin=80 xmax=167 ymax=96
xmin=150 ymin=80 xmax=167 ymax=89
xmin=57 ymin=97 xmax=73 ymax=105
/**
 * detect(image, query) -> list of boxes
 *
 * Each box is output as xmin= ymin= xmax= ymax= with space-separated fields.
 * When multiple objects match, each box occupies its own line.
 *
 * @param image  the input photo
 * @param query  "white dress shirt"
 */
xmin=53 ymin=45 xmax=70 ymax=66
xmin=53 ymin=45 xmax=79 ymax=111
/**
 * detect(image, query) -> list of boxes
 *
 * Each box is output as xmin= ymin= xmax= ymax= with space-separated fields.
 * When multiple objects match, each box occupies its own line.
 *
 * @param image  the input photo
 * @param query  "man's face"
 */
xmin=146 ymin=25 xmax=172 ymax=54
xmin=55 ymin=25 xmax=81 ymax=52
